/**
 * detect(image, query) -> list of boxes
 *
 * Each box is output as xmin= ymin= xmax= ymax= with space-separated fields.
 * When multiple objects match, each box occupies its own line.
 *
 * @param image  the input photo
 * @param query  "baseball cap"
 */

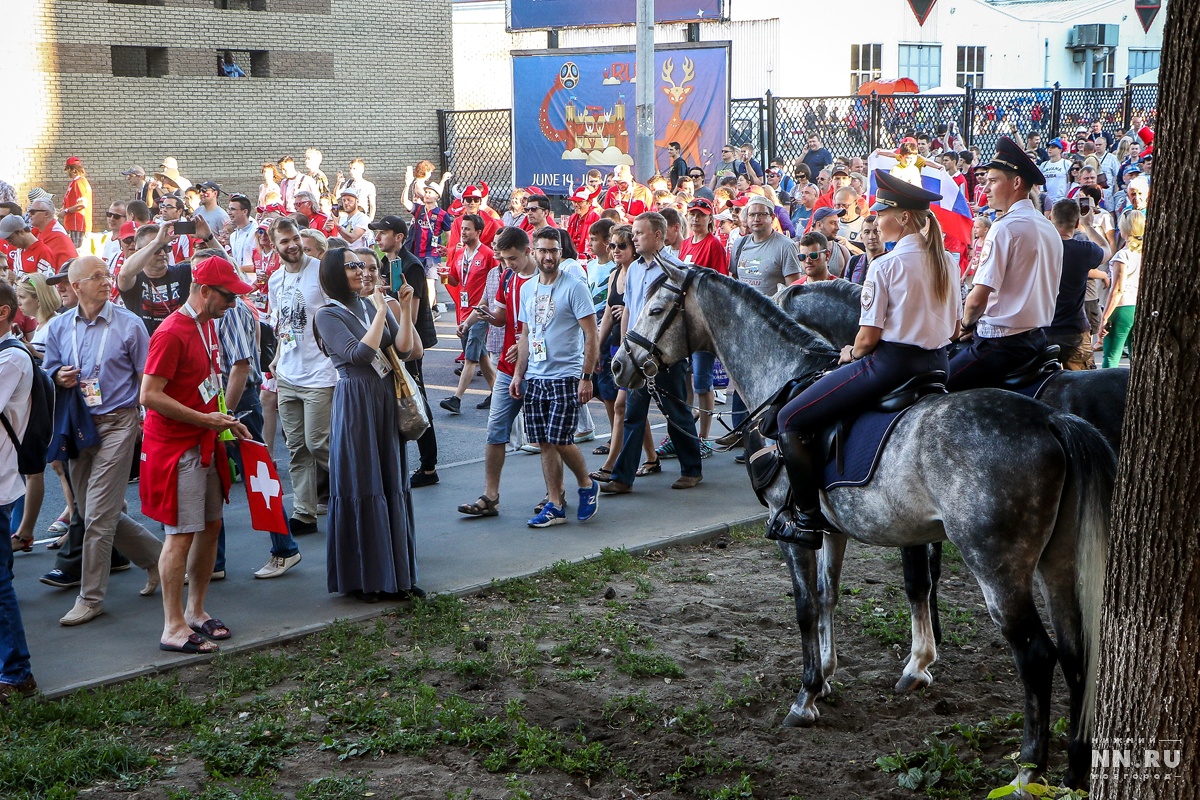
xmin=813 ymin=207 xmax=844 ymax=222
xmin=338 ymin=186 xmax=359 ymax=198
xmin=1124 ymin=163 xmax=1143 ymax=175
xmin=831 ymin=165 xmax=850 ymax=177
xmin=1047 ymin=138 xmax=1066 ymax=150
xmin=65 ymin=156 xmax=82 ymax=168
xmin=196 ymin=180 xmax=223 ymax=194
xmin=46 ymin=261 xmax=74 ymax=285
xmin=118 ymin=221 xmax=138 ymax=240
xmin=568 ymin=187 xmax=590 ymax=203
xmin=686 ymin=197 xmax=714 ymax=215
xmin=746 ymin=195 xmax=774 ymax=213
xmin=463 ymin=185 xmax=484 ymax=201
xmin=899 ymin=136 xmax=917 ymax=146
xmin=192 ymin=255 xmax=255 ymax=295
xmin=0 ymin=215 xmax=31 ymax=241
xmin=1075 ymin=125 xmax=1088 ymax=134
xmin=161 ymin=157 xmax=180 ymax=171
xmin=122 ymin=165 xmax=146 ymax=177
xmin=367 ymin=215 xmax=408 ymax=234
xmin=713 ymin=209 xmax=734 ymax=222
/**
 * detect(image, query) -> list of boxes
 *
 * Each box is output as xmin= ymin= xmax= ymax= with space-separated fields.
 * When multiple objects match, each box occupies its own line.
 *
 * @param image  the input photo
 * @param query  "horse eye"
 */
xmin=648 ymin=307 xmax=664 ymax=316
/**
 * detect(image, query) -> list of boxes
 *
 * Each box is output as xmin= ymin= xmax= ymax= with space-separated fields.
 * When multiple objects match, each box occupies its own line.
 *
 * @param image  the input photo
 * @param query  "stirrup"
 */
xmin=765 ymin=510 xmax=827 ymax=550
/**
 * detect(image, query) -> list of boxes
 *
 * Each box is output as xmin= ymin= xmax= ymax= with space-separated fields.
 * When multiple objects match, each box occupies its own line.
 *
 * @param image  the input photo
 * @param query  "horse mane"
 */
xmin=699 ymin=269 xmax=835 ymax=352
xmin=787 ymin=279 xmax=862 ymax=306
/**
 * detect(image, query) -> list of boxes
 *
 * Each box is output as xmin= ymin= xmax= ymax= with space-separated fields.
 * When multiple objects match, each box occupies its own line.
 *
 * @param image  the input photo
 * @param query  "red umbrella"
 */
xmin=857 ymin=78 xmax=919 ymax=96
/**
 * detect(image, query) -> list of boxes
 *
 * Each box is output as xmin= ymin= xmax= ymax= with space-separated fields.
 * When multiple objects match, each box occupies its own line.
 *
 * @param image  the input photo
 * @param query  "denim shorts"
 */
xmin=486 ymin=372 xmax=523 ymax=445
xmin=595 ymin=350 xmax=619 ymax=403
xmin=463 ymin=320 xmax=489 ymax=363
xmin=691 ymin=351 xmax=716 ymax=394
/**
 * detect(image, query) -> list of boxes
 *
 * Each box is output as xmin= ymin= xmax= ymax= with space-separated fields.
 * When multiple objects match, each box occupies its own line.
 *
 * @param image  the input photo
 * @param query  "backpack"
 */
xmin=0 ymin=338 xmax=55 ymax=475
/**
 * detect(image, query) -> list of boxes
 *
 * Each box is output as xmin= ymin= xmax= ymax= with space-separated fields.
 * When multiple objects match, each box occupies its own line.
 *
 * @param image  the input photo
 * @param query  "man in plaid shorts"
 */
xmin=510 ymin=227 xmax=601 ymax=528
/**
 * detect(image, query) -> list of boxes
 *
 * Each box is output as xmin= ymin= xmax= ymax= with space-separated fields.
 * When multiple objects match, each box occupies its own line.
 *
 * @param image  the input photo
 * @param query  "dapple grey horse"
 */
xmin=611 ymin=264 xmax=1114 ymax=788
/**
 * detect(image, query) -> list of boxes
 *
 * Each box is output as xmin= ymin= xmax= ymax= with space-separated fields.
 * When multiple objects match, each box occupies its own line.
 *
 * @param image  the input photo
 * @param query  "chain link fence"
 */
xmin=1057 ymin=87 xmax=1126 ymax=143
xmin=968 ymin=88 xmax=1054 ymax=159
xmin=875 ymin=94 xmax=965 ymax=149
xmin=1129 ymin=85 xmax=1159 ymax=129
xmin=771 ymin=96 xmax=871 ymax=163
xmin=438 ymin=109 xmax=514 ymax=210
xmin=728 ymin=97 xmax=766 ymax=158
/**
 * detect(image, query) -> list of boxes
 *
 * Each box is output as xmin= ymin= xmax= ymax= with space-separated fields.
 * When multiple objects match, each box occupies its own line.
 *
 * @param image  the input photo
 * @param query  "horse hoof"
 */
xmin=818 ymin=681 xmax=833 ymax=698
xmin=894 ymin=672 xmax=932 ymax=694
xmin=783 ymin=706 xmax=819 ymax=727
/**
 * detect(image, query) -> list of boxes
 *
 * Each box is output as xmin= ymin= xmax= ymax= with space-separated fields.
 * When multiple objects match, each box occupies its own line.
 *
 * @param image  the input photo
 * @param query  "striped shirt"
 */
xmin=216 ymin=298 xmax=261 ymax=386
xmin=409 ymin=203 xmax=452 ymax=260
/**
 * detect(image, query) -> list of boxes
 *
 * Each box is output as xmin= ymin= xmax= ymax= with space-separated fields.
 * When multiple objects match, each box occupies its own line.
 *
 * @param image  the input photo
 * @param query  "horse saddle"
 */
xmin=744 ymin=371 xmax=947 ymax=504
xmin=1000 ymin=344 xmax=1062 ymax=391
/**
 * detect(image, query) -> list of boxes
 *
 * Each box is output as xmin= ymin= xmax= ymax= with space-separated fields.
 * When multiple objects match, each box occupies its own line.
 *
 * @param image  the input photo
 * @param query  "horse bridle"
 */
xmin=622 ymin=264 xmax=702 ymax=378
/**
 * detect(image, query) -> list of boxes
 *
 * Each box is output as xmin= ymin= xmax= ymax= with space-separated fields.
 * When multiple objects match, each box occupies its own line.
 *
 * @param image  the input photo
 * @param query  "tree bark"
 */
xmin=1091 ymin=3 xmax=1200 ymax=798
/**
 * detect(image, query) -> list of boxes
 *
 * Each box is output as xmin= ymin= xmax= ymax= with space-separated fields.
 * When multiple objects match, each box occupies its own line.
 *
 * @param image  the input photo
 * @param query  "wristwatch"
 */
xmin=581 ymin=373 xmax=595 ymax=381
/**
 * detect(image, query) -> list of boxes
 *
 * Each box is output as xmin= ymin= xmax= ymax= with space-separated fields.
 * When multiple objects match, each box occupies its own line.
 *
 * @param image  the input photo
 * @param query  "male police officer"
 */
xmin=948 ymin=137 xmax=1062 ymax=390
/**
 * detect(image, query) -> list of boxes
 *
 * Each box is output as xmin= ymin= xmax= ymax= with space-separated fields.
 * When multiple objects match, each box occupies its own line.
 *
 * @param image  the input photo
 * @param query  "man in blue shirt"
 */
xmin=42 ymin=256 xmax=163 ymax=626
xmin=801 ymin=134 xmax=834 ymax=176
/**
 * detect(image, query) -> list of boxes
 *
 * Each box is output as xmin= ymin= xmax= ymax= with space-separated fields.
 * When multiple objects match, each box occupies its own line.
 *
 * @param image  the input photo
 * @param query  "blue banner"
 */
xmin=512 ymin=45 xmax=730 ymax=193
xmin=509 ymin=0 xmax=723 ymax=30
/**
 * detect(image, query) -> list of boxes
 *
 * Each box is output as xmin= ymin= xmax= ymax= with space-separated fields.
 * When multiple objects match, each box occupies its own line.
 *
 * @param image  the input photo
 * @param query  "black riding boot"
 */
xmin=766 ymin=432 xmax=832 ymax=549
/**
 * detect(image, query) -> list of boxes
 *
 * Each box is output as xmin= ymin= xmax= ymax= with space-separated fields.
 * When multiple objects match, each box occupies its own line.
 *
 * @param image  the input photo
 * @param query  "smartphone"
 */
xmin=1079 ymin=199 xmax=1092 ymax=212
xmin=173 ymin=220 xmax=196 ymax=235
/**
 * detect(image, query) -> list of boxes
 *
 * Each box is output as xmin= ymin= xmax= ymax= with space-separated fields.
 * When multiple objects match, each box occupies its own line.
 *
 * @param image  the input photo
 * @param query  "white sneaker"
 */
xmin=254 ymin=553 xmax=302 ymax=579
xmin=573 ymin=430 xmax=595 ymax=444
xmin=519 ymin=443 xmax=542 ymax=454
xmin=714 ymin=390 xmax=727 ymax=405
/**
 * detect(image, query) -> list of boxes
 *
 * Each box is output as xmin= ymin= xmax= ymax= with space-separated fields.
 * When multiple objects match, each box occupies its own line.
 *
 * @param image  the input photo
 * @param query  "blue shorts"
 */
xmin=595 ymin=350 xmax=619 ymax=403
xmin=691 ymin=351 xmax=716 ymax=394
xmin=463 ymin=320 xmax=489 ymax=363
xmin=486 ymin=372 xmax=523 ymax=446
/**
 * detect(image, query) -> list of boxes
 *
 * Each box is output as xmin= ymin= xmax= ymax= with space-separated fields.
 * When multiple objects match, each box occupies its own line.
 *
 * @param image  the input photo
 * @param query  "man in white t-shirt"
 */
xmin=335 ymin=188 xmax=370 ymax=246
xmin=227 ymin=194 xmax=257 ymax=269
xmin=266 ymin=217 xmax=336 ymax=535
xmin=1039 ymin=138 xmax=1070 ymax=203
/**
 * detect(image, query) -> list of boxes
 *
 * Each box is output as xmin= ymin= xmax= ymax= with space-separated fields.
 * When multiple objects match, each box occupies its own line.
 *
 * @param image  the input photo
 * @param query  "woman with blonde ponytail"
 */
xmin=769 ymin=171 xmax=961 ymax=549
xmin=1101 ymin=209 xmax=1145 ymax=368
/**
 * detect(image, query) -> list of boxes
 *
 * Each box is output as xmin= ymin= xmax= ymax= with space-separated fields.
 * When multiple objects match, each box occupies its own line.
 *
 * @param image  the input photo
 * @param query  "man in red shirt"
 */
xmin=445 ymin=185 xmax=501 ymax=269
xmin=439 ymin=214 xmax=497 ymax=414
xmin=566 ymin=187 xmax=600 ymax=261
xmin=62 ymin=156 xmax=93 ymax=247
xmin=0 ymin=215 xmax=57 ymax=277
xmin=294 ymin=191 xmax=333 ymax=235
xmin=140 ymin=255 xmax=253 ymax=654
xmin=28 ymin=198 xmax=78 ymax=268
xmin=601 ymin=165 xmax=650 ymax=221
xmin=456 ymin=226 xmax=537 ymax=518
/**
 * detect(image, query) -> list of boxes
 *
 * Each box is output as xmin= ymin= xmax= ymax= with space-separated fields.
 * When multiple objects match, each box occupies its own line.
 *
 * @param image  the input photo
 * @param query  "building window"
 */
xmin=108 ymin=0 xmax=165 ymax=5
xmin=898 ymin=44 xmax=941 ymax=92
xmin=111 ymin=46 xmax=168 ymax=78
xmin=1091 ymin=49 xmax=1116 ymax=88
xmin=216 ymin=49 xmax=269 ymax=77
xmin=214 ymin=0 xmax=268 ymax=9
xmin=850 ymin=44 xmax=883 ymax=93
xmin=956 ymin=46 xmax=985 ymax=89
xmin=1128 ymin=49 xmax=1160 ymax=78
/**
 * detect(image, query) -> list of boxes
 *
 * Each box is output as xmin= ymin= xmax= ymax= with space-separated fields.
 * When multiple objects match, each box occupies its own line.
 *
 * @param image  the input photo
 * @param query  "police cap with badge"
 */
xmin=869 ymin=170 xmax=944 ymax=212
xmin=981 ymin=136 xmax=1046 ymax=186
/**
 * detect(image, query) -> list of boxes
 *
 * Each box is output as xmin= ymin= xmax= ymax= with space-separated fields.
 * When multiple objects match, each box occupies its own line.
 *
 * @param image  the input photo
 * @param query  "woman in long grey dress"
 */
xmin=314 ymin=248 xmax=421 ymax=602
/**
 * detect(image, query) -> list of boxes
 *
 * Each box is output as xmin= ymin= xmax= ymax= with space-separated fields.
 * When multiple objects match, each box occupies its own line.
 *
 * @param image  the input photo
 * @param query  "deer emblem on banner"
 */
xmin=656 ymin=57 xmax=702 ymax=171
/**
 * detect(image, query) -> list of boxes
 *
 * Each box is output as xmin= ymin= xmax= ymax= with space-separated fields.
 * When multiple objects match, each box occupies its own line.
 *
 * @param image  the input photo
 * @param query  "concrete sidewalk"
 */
xmin=16 ymin=444 xmax=764 ymax=697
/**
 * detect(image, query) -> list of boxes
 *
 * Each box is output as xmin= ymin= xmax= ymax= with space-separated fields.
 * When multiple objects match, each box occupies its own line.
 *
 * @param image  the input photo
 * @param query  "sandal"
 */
xmin=458 ymin=495 xmax=500 ymax=517
xmin=47 ymin=516 xmax=70 ymax=535
xmin=635 ymin=458 xmax=662 ymax=477
xmin=592 ymin=444 xmax=610 ymax=455
xmin=589 ymin=467 xmax=613 ymax=482
xmin=46 ymin=533 xmax=68 ymax=551
xmin=10 ymin=533 xmax=32 ymax=553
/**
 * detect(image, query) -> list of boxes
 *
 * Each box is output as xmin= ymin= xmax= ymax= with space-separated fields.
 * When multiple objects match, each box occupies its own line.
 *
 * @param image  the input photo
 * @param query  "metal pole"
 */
xmin=635 ymin=0 xmax=655 ymax=181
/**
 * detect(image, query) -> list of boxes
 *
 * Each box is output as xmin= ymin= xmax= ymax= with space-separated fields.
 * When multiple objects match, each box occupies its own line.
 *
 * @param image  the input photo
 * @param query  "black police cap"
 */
xmin=982 ymin=136 xmax=1046 ymax=186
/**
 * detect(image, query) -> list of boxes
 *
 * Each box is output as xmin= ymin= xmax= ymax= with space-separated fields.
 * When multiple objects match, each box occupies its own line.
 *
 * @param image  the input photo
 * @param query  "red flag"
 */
xmin=240 ymin=440 xmax=290 ymax=534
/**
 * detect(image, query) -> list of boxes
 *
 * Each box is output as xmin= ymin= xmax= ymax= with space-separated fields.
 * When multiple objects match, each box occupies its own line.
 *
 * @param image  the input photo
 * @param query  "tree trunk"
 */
xmin=1091 ymin=3 xmax=1200 ymax=798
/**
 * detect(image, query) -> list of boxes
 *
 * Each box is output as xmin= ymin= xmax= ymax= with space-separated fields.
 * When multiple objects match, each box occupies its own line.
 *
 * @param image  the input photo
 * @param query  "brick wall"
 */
xmin=15 ymin=0 xmax=453 ymax=229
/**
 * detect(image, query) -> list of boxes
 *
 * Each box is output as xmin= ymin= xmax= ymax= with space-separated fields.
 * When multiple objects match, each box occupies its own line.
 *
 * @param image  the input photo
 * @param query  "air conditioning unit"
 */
xmin=1067 ymin=24 xmax=1119 ymax=49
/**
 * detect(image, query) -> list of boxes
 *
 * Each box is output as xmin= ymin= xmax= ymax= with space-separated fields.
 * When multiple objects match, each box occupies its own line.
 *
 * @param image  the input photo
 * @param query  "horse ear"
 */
xmin=660 ymin=259 xmax=687 ymax=283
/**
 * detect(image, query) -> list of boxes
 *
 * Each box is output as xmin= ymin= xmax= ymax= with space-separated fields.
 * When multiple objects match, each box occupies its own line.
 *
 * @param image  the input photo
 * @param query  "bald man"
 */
xmin=41 ymin=255 xmax=162 ymax=626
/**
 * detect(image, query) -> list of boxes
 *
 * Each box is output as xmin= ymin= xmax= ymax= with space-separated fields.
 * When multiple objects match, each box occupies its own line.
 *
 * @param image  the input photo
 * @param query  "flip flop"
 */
xmin=592 ymin=444 xmax=610 ymax=455
xmin=160 ymin=633 xmax=219 ymax=654
xmin=635 ymin=458 xmax=661 ymax=477
xmin=589 ymin=467 xmax=613 ymax=482
xmin=190 ymin=618 xmax=232 ymax=640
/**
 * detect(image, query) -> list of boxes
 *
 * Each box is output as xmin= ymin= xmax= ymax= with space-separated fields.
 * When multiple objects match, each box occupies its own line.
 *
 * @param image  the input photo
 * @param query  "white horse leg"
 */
xmin=778 ymin=537 xmax=826 ymax=727
xmin=896 ymin=544 xmax=939 ymax=693
xmin=817 ymin=532 xmax=848 ymax=695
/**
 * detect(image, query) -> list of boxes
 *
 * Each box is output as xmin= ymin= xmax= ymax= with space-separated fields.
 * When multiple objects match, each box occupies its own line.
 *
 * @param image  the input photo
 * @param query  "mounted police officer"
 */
xmin=772 ymin=171 xmax=961 ymax=548
xmin=948 ymin=136 xmax=1063 ymax=389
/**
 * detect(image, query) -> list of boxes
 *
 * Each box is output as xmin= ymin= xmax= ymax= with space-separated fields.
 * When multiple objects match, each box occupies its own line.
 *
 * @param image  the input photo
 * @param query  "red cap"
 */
xmin=479 ymin=180 xmax=491 ymax=198
xmin=687 ymin=197 xmax=714 ymax=215
xmin=732 ymin=195 xmax=749 ymax=208
xmin=899 ymin=137 xmax=917 ymax=145
xmin=65 ymin=156 xmax=82 ymax=167
xmin=525 ymin=186 xmax=546 ymax=196
xmin=569 ymin=187 xmax=591 ymax=203
xmin=1138 ymin=126 xmax=1154 ymax=146
xmin=462 ymin=185 xmax=483 ymax=201
xmin=118 ymin=221 xmax=138 ymax=240
xmin=192 ymin=255 xmax=255 ymax=295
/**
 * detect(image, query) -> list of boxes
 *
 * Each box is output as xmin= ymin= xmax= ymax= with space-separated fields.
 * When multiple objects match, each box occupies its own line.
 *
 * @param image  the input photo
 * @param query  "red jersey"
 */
xmin=35 ymin=227 xmax=77 ymax=268
xmin=567 ymin=210 xmax=600 ymax=260
xmin=448 ymin=244 xmax=495 ymax=323
xmin=495 ymin=268 xmax=533 ymax=376
xmin=601 ymin=187 xmax=646 ymax=220
xmin=16 ymin=240 xmax=56 ymax=277
xmin=679 ymin=233 xmax=730 ymax=276
xmin=171 ymin=234 xmax=203 ymax=266
xmin=63 ymin=176 xmax=92 ymax=234
xmin=306 ymin=211 xmax=334 ymax=235
xmin=445 ymin=212 xmax=501 ymax=272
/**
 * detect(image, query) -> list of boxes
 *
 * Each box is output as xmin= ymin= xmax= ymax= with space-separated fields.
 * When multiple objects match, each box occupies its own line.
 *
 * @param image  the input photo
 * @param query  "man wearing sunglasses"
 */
xmin=90 ymin=202 xmax=127 ymax=261
xmin=795 ymin=232 xmax=839 ymax=284
xmin=193 ymin=182 xmax=231 ymax=235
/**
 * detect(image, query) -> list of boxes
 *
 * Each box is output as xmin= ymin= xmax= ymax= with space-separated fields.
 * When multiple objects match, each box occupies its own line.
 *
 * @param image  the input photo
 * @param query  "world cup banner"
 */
xmin=508 ymin=0 xmax=724 ymax=31
xmin=512 ymin=43 xmax=730 ymax=193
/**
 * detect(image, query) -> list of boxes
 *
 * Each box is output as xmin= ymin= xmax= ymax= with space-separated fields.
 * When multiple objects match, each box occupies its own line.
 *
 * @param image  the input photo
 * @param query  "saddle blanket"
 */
xmin=821 ymin=405 xmax=916 ymax=490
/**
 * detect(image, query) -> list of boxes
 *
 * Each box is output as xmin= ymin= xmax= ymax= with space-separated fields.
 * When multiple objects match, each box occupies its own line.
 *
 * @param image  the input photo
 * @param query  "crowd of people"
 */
xmin=0 ymin=116 xmax=1152 ymax=696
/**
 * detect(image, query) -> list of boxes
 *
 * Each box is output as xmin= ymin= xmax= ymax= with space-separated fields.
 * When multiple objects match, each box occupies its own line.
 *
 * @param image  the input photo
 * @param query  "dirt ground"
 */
xmin=73 ymin=525 xmax=1074 ymax=800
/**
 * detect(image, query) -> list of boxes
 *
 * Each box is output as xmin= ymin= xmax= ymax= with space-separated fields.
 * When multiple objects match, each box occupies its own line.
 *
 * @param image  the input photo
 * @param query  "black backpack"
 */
xmin=0 ymin=338 xmax=55 ymax=475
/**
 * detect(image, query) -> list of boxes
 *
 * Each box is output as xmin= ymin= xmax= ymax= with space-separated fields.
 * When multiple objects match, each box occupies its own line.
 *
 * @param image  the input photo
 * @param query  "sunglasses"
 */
xmin=106 ymin=212 xmax=125 ymax=219
xmin=801 ymin=251 xmax=826 ymax=261
xmin=210 ymin=286 xmax=237 ymax=302
xmin=608 ymin=242 xmax=631 ymax=250
xmin=344 ymin=261 xmax=367 ymax=271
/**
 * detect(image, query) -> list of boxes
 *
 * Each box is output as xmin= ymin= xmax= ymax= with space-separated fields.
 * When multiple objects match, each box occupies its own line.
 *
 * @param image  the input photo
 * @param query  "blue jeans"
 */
xmin=0 ymin=504 xmax=33 ymax=686
xmin=612 ymin=360 xmax=703 ymax=485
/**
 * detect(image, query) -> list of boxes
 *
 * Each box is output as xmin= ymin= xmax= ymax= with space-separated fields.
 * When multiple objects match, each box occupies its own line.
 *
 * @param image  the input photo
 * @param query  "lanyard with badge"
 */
xmin=329 ymin=298 xmax=393 ymax=378
xmin=72 ymin=315 xmax=112 ymax=408
xmin=459 ymin=248 xmax=475 ymax=309
xmin=180 ymin=302 xmax=223 ymax=407
xmin=275 ymin=270 xmax=302 ymax=355
xmin=529 ymin=277 xmax=558 ymax=363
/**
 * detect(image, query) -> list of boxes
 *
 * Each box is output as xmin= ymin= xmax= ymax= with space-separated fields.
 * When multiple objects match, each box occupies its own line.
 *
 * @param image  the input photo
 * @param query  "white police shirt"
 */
xmin=972 ymin=199 xmax=1063 ymax=337
xmin=859 ymin=233 xmax=960 ymax=350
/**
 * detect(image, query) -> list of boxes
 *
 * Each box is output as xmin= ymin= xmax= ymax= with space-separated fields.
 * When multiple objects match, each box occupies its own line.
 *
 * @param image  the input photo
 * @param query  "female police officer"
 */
xmin=772 ymin=170 xmax=962 ymax=548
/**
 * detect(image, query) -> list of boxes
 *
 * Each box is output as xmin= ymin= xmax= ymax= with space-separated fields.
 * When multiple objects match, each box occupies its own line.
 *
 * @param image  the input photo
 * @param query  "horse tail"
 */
xmin=1048 ymin=411 xmax=1117 ymax=738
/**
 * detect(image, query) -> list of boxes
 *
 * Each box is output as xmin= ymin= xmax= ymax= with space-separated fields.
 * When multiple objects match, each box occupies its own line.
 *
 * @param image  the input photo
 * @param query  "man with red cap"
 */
xmin=139 ymin=254 xmax=253 ymax=654
xmin=445 ymin=185 xmax=501 ymax=268
xmin=566 ymin=187 xmax=600 ymax=261
xmin=63 ymin=156 xmax=93 ymax=248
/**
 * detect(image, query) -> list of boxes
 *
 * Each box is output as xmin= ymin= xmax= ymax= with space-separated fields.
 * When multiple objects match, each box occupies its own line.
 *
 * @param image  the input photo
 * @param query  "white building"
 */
xmin=453 ymin=0 xmax=1165 ymax=107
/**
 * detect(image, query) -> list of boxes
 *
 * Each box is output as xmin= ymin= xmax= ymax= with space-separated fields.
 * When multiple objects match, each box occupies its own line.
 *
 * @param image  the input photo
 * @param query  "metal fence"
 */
xmin=437 ymin=109 xmax=514 ymax=209
xmin=438 ymin=80 xmax=1157 ymax=195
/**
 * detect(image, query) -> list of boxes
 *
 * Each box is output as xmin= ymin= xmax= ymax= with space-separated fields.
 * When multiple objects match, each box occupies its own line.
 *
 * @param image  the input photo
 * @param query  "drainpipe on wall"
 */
xmin=1043 ymin=37 xmax=1050 ymax=87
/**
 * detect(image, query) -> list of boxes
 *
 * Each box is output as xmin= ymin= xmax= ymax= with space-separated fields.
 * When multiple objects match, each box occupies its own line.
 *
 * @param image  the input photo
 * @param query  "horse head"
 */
xmin=612 ymin=260 xmax=711 ymax=390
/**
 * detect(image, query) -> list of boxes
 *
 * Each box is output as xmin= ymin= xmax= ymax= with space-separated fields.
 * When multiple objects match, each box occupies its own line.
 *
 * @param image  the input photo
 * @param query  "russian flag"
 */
xmin=866 ymin=154 xmax=974 ymax=258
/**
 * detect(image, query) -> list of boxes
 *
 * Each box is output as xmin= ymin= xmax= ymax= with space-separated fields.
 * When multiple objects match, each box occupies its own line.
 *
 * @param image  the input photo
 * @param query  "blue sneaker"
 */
xmin=528 ymin=502 xmax=567 ymax=528
xmin=577 ymin=479 xmax=599 ymax=522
